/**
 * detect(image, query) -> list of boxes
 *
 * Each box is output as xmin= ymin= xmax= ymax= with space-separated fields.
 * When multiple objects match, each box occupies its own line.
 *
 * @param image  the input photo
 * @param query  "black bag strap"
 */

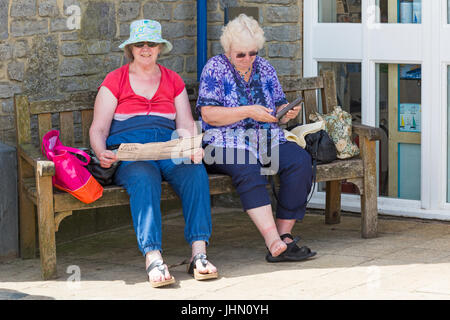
xmin=268 ymin=157 xmax=316 ymax=214
xmin=268 ymin=104 xmax=321 ymax=214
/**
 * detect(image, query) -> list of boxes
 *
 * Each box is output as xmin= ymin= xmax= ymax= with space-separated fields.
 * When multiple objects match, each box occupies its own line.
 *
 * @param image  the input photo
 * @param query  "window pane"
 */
xmin=376 ymin=0 xmax=421 ymax=23
xmin=318 ymin=62 xmax=361 ymax=194
xmin=376 ymin=63 xmax=421 ymax=200
xmin=319 ymin=0 xmax=361 ymax=23
xmin=398 ymin=143 xmax=421 ymax=200
xmin=318 ymin=62 xmax=362 ymax=123
xmin=448 ymin=0 xmax=450 ymax=24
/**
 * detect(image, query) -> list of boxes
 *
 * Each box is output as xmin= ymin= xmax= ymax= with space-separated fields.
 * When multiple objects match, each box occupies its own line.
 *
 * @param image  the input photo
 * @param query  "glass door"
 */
xmin=376 ymin=63 xmax=421 ymax=200
xmin=304 ymin=0 xmax=450 ymax=219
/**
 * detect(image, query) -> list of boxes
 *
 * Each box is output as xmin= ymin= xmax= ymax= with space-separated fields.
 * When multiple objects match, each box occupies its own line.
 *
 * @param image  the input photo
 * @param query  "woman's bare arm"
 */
xmin=174 ymin=88 xmax=205 ymax=163
xmin=89 ymin=86 xmax=118 ymax=167
xmin=174 ymin=88 xmax=198 ymax=137
xmin=200 ymin=104 xmax=277 ymax=126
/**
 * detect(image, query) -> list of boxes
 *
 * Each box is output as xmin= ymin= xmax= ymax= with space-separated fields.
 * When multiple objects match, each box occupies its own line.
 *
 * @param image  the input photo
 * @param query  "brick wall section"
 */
xmin=0 ymin=0 xmax=303 ymax=146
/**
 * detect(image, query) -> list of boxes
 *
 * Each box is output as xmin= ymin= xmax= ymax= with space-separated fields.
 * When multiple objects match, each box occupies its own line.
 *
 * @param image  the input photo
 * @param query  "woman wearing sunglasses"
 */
xmin=197 ymin=14 xmax=316 ymax=263
xmin=89 ymin=19 xmax=218 ymax=288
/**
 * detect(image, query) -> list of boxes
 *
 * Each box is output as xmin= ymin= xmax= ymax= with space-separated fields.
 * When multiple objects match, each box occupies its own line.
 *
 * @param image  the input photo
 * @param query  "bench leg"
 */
xmin=325 ymin=180 xmax=341 ymax=224
xmin=18 ymin=157 xmax=36 ymax=259
xmin=35 ymin=174 xmax=57 ymax=280
xmin=360 ymin=137 xmax=378 ymax=238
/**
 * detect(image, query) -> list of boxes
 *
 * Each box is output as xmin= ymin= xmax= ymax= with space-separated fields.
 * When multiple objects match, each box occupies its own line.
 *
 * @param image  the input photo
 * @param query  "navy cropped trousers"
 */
xmin=204 ymin=141 xmax=313 ymax=220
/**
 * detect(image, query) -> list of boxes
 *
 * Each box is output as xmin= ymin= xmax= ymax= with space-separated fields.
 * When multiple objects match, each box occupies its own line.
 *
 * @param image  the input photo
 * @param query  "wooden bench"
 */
xmin=14 ymin=71 xmax=381 ymax=280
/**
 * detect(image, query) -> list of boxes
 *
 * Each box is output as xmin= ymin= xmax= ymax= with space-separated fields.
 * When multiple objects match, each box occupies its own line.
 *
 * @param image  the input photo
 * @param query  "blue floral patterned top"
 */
xmin=196 ymin=54 xmax=288 ymax=159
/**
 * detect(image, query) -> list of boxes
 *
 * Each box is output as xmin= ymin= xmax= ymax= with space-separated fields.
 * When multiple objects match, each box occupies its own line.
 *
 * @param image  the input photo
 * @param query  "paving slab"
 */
xmin=0 ymin=208 xmax=449 ymax=300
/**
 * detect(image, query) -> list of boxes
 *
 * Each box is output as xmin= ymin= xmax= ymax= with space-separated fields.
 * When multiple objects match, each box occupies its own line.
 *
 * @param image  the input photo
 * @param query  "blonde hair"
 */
xmin=220 ymin=14 xmax=265 ymax=53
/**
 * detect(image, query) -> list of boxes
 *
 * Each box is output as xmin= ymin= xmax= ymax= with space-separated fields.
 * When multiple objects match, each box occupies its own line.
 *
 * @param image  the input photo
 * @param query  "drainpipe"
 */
xmin=197 ymin=0 xmax=207 ymax=81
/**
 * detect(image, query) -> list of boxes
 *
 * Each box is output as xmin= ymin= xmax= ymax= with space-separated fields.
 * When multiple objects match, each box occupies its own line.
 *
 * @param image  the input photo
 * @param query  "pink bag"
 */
xmin=41 ymin=130 xmax=103 ymax=204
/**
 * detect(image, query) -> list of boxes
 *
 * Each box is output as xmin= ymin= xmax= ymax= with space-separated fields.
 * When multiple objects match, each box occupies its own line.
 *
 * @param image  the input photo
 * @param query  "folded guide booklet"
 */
xmin=116 ymin=134 xmax=203 ymax=161
xmin=283 ymin=120 xmax=325 ymax=148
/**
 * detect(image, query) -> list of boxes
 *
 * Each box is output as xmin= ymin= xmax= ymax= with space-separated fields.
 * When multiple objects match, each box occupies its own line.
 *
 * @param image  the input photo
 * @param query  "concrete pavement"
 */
xmin=0 ymin=207 xmax=450 ymax=300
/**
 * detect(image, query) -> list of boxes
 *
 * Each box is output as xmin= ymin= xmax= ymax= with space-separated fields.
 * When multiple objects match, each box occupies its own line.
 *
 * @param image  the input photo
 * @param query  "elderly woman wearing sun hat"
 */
xmin=89 ymin=19 xmax=218 ymax=288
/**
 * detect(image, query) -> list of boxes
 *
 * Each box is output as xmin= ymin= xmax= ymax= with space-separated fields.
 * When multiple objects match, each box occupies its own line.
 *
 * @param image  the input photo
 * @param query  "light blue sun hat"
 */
xmin=119 ymin=19 xmax=173 ymax=54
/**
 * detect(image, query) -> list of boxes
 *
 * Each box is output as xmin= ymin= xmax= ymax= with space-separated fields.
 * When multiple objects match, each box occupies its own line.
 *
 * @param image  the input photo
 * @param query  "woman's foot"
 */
xmin=189 ymin=241 xmax=218 ymax=280
xmin=188 ymin=253 xmax=219 ymax=280
xmin=146 ymin=251 xmax=174 ymax=287
xmin=268 ymin=238 xmax=287 ymax=257
xmin=189 ymin=253 xmax=218 ymax=275
xmin=276 ymin=218 xmax=296 ymax=245
xmin=247 ymin=205 xmax=288 ymax=257
xmin=266 ymin=235 xmax=317 ymax=263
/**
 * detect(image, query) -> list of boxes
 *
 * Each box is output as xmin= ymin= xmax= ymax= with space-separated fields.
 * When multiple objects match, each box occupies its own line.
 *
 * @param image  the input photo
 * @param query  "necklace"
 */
xmin=234 ymin=65 xmax=252 ymax=80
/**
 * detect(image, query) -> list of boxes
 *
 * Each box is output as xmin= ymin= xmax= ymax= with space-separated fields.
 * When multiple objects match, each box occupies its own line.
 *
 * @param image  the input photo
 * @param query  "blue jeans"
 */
xmin=107 ymin=122 xmax=212 ymax=256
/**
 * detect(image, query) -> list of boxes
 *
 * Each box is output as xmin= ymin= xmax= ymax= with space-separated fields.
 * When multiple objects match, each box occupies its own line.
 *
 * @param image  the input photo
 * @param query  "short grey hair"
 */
xmin=220 ymin=14 xmax=265 ymax=53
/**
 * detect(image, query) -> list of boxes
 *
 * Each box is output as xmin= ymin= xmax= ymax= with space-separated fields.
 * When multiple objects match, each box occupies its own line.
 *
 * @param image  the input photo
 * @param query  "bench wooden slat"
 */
xmin=281 ymin=76 xmax=324 ymax=92
xmin=315 ymin=158 xmax=363 ymax=182
xmin=29 ymin=92 xmax=96 ymax=115
xmin=320 ymin=70 xmax=338 ymax=113
xmin=38 ymin=113 xmax=52 ymax=149
xmin=23 ymin=156 xmax=364 ymax=212
xmin=52 ymin=174 xmax=233 ymax=213
xmin=59 ymin=112 xmax=74 ymax=146
xmin=30 ymin=101 xmax=93 ymax=115
xmin=15 ymin=95 xmax=32 ymax=145
xmin=81 ymin=110 xmax=93 ymax=146
xmin=54 ymin=186 xmax=131 ymax=212
xmin=303 ymin=89 xmax=318 ymax=123
xmin=22 ymin=174 xmax=233 ymax=213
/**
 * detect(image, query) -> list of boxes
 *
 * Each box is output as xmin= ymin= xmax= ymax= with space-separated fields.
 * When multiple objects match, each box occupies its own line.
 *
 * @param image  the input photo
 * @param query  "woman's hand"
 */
xmin=98 ymin=150 xmax=118 ymax=168
xmin=247 ymin=105 xmax=277 ymax=123
xmin=190 ymin=148 xmax=204 ymax=164
xmin=277 ymin=104 xmax=301 ymax=124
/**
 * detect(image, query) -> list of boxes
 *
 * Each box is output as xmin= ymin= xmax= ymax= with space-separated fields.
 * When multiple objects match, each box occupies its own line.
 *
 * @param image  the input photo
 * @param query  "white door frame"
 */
xmin=303 ymin=0 xmax=450 ymax=220
xmin=441 ymin=0 xmax=450 ymax=211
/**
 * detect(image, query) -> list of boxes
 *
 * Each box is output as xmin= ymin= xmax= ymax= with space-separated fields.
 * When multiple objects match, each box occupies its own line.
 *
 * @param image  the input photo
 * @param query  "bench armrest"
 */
xmin=18 ymin=143 xmax=55 ymax=177
xmin=36 ymin=160 xmax=55 ymax=177
xmin=352 ymin=123 xmax=383 ymax=141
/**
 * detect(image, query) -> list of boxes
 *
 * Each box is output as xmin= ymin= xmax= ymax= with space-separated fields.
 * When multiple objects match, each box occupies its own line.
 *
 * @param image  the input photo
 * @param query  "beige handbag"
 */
xmin=309 ymin=106 xmax=359 ymax=159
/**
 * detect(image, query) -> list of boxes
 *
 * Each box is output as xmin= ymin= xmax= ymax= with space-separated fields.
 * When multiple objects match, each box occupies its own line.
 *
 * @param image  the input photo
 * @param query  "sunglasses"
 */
xmin=133 ymin=42 xmax=159 ymax=48
xmin=235 ymin=51 xmax=258 ymax=59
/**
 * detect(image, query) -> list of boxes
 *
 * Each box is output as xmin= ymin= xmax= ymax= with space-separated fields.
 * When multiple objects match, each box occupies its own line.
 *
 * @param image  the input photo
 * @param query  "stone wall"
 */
xmin=0 ymin=0 xmax=303 ymax=146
